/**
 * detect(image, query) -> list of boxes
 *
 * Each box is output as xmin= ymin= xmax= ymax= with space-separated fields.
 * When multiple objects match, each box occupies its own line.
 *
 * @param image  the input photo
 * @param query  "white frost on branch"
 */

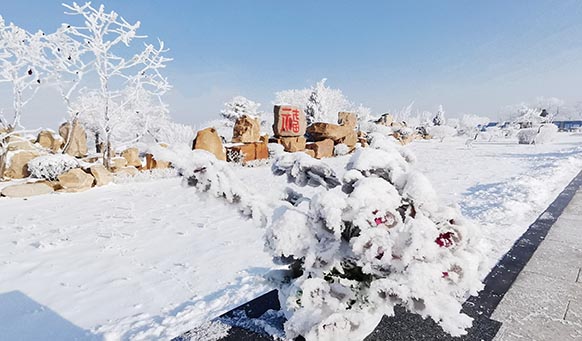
xmin=62 ymin=2 xmax=172 ymax=166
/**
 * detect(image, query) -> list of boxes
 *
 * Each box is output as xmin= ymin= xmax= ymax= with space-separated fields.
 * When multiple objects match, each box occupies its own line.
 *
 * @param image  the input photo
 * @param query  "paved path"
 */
xmin=493 ymin=189 xmax=582 ymax=340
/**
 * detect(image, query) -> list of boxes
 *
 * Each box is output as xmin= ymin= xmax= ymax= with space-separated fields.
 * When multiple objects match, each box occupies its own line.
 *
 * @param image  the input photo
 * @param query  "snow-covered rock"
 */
xmin=1 ymin=182 xmax=54 ymax=198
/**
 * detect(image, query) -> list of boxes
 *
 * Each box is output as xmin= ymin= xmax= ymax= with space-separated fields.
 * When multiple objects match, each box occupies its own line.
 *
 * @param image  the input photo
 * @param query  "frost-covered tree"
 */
xmin=44 ymin=24 xmax=91 ymax=152
xmin=266 ymin=134 xmax=484 ymax=340
xmin=63 ymin=2 xmax=171 ymax=168
xmin=432 ymin=105 xmax=446 ymax=126
xmin=458 ymin=114 xmax=490 ymax=138
xmin=305 ymin=79 xmax=327 ymax=125
xmin=275 ymin=79 xmax=361 ymax=125
xmin=147 ymin=119 xmax=197 ymax=145
xmin=0 ymin=17 xmax=47 ymax=178
xmin=221 ymin=96 xmax=261 ymax=123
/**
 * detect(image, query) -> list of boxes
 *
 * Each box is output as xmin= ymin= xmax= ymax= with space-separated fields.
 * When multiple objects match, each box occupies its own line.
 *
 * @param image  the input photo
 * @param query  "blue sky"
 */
xmin=1 ymin=0 xmax=582 ymax=128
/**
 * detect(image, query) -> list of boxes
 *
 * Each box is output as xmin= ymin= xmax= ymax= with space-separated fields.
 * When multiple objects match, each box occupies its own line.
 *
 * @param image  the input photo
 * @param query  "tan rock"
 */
xmin=59 ymin=120 xmax=88 ymax=157
xmin=192 ymin=127 xmax=226 ymax=161
xmin=90 ymin=164 xmax=113 ymax=186
xmin=36 ymin=130 xmax=63 ymax=152
xmin=226 ymin=143 xmax=256 ymax=163
xmin=121 ymin=147 xmax=142 ymax=167
xmin=391 ymin=121 xmax=405 ymax=129
xmin=273 ymin=105 xmax=307 ymax=137
xmin=306 ymin=123 xmax=352 ymax=142
xmin=110 ymin=157 xmax=128 ymax=170
xmin=7 ymin=136 xmax=36 ymax=151
xmin=255 ymin=142 xmax=269 ymax=160
xmin=226 ymin=141 xmax=269 ymax=163
xmin=306 ymin=139 xmax=334 ymax=159
xmin=232 ymin=115 xmax=261 ymax=143
xmin=5 ymin=151 xmax=40 ymax=179
xmin=375 ymin=113 xmax=394 ymax=126
xmin=279 ymin=136 xmax=306 ymax=152
xmin=338 ymin=112 xmax=357 ymax=129
xmin=1 ymin=182 xmax=53 ymax=198
xmin=82 ymin=156 xmax=100 ymax=164
xmin=338 ymin=130 xmax=358 ymax=147
xmin=35 ymin=180 xmax=62 ymax=191
xmin=116 ymin=166 xmax=139 ymax=177
xmin=392 ymin=132 xmax=415 ymax=145
xmin=145 ymin=154 xmax=171 ymax=170
xmin=57 ymin=168 xmax=94 ymax=192
xmin=259 ymin=134 xmax=269 ymax=143
xmin=303 ymin=149 xmax=316 ymax=158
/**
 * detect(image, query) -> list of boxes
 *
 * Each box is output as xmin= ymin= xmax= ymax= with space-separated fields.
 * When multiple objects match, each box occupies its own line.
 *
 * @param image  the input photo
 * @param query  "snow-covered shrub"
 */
xmin=268 ymin=143 xmax=285 ymax=159
xmin=428 ymin=125 xmax=457 ymax=142
xmin=226 ymin=148 xmax=245 ymax=164
xmin=28 ymin=154 xmax=79 ymax=180
xmin=221 ymin=96 xmax=262 ymax=123
xmin=266 ymin=133 xmax=484 ymax=340
xmin=516 ymin=129 xmax=537 ymax=144
xmin=334 ymin=143 xmax=350 ymax=156
xmin=458 ymin=114 xmax=490 ymax=137
xmin=534 ymin=123 xmax=558 ymax=144
xmin=168 ymin=145 xmax=268 ymax=225
xmin=432 ymin=105 xmax=446 ymax=126
xmin=517 ymin=124 xmax=558 ymax=145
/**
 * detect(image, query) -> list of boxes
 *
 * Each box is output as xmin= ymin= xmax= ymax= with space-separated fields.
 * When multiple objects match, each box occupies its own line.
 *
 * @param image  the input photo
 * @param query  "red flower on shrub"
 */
xmin=435 ymin=232 xmax=455 ymax=247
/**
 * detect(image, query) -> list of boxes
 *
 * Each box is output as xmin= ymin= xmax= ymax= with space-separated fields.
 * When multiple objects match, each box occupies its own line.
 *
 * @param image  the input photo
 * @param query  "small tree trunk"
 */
xmin=95 ymin=132 xmax=101 ymax=153
xmin=103 ymin=133 xmax=112 ymax=170
xmin=0 ymin=151 xmax=7 ymax=181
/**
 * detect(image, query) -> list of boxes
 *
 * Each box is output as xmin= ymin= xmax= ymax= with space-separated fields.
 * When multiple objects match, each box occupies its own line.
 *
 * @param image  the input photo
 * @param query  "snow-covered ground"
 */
xmin=1 ymin=133 xmax=582 ymax=340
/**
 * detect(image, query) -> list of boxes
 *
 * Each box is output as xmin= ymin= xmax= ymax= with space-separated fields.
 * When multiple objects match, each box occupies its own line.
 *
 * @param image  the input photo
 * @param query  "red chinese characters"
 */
xmin=280 ymin=108 xmax=301 ymax=134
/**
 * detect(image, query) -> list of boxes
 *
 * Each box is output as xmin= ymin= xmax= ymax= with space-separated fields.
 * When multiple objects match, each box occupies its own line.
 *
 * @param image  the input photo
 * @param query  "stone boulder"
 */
xmin=36 ymin=130 xmax=64 ymax=152
xmin=145 ymin=154 xmax=171 ymax=170
xmin=192 ymin=127 xmax=226 ymax=161
xmin=338 ymin=130 xmax=358 ymax=148
xmin=5 ymin=151 xmax=40 ymax=179
xmin=303 ymin=149 xmax=316 ymax=158
xmin=306 ymin=123 xmax=351 ymax=142
xmin=232 ymin=115 xmax=260 ymax=143
xmin=226 ymin=143 xmax=256 ymax=163
xmin=0 ymin=182 xmax=54 ymax=198
xmin=57 ymin=168 xmax=94 ymax=192
xmin=276 ymin=136 xmax=306 ymax=152
xmin=226 ymin=141 xmax=269 ymax=164
xmin=90 ymin=164 xmax=113 ymax=186
xmin=7 ymin=136 xmax=36 ymax=151
xmin=121 ymin=147 xmax=142 ymax=168
xmin=306 ymin=139 xmax=334 ymax=159
xmin=375 ymin=113 xmax=394 ymax=126
xmin=273 ymin=105 xmax=307 ymax=137
xmin=59 ymin=120 xmax=88 ymax=157
xmin=338 ymin=112 xmax=357 ymax=129
xmin=116 ymin=166 xmax=139 ymax=177
xmin=255 ymin=141 xmax=269 ymax=160
xmin=110 ymin=157 xmax=128 ymax=171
